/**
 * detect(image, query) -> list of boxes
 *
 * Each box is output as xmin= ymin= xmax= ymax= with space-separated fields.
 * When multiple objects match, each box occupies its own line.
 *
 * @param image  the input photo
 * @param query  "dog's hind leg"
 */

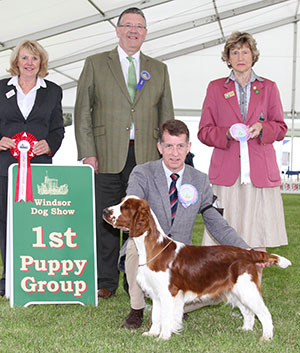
xmin=244 ymin=295 xmax=273 ymax=341
xmin=226 ymin=292 xmax=255 ymax=331
xmin=232 ymin=273 xmax=273 ymax=341
xmin=171 ymin=292 xmax=184 ymax=334
xmin=238 ymin=303 xmax=255 ymax=331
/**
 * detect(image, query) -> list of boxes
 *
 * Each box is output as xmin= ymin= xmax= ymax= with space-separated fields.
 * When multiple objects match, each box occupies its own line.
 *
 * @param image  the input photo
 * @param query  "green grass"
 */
xmin=0 ymin=194 xmax=299 ymax=353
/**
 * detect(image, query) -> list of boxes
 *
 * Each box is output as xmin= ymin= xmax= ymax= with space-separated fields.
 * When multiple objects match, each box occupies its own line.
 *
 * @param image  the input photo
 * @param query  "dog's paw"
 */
xmin=158 ymin=331 xmax=172 ymax=340
xmin=240 ymin=325 xmax=254 ymax=332
xmin=142 ymin=331 xmax=159 ymax=337
xmin=260 ymin=334 xmax=273 ymax=342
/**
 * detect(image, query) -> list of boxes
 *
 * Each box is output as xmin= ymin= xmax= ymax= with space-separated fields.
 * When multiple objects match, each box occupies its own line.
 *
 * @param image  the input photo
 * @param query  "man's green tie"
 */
xmin=127 ymin=56 xmax=137 ymax=102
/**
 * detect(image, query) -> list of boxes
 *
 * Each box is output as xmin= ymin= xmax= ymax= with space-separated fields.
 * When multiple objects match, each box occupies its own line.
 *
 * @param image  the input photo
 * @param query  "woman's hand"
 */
xmin=0 ymin=136 xmax=16 ymax=151
xmin=226 ymin=129 xmax=233 ymax=140
xmin=33 ymin=139 xmax=51 ymax=155
xmin=248 ymin=122 xmax=263 ymax=139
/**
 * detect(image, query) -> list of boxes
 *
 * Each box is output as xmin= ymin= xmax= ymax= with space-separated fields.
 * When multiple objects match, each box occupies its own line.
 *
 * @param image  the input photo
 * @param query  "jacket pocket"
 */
xmin=264 ymin=145 xmax=280 ymax=181
xmin=209 ymin=149 xmax=224 ymax=179
xmin=93 ymin=125 xmax=106 ymax=136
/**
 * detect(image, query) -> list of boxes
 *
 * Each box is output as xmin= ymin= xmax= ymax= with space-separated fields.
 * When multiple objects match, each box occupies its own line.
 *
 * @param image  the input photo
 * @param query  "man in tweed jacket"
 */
xmin=74 ymin=7 xmax=173 ymax=298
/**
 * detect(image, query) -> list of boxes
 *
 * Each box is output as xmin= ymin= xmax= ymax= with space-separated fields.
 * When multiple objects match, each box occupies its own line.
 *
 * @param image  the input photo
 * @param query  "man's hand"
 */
xmin=83 ymin=156 xmax=99 ymax=174
xmin=256 ymin=260 xmax=277 ymax=268
xmin=247 ymin=248 xmax=277 ymax=268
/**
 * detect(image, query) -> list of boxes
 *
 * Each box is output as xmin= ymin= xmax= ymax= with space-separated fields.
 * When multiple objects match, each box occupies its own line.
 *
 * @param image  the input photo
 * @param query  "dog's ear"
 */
xmin=129 ymin=200 xmax=151 ymax=237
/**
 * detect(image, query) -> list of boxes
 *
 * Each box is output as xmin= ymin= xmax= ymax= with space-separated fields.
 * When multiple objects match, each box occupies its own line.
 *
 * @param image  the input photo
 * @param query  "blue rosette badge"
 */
xmin=178 ymin=184 xmax=198 ymax=208
xmin=136 ymin=70 xmax=151 ymax=91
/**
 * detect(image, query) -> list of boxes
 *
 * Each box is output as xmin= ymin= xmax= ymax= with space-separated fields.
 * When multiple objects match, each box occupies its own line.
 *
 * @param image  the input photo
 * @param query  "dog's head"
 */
xmin=103 ymin=196 xmax=152 ymax=237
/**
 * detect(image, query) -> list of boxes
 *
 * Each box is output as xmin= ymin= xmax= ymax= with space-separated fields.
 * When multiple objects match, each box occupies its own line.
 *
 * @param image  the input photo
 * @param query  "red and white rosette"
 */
xmin=10 ymin=132 xmax=37 ymax=202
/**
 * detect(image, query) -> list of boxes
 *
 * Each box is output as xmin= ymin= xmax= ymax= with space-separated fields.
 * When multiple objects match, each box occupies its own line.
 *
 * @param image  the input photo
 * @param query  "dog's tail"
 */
xmin=250 ymin=250 xmax=292 ymax=268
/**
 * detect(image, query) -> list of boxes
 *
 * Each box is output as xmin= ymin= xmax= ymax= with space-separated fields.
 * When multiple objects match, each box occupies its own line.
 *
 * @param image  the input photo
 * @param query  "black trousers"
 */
xmin=95 ymin=144 xmax=136 ymax=292
xmin=0 ymin=176 xmax=8 ymax=292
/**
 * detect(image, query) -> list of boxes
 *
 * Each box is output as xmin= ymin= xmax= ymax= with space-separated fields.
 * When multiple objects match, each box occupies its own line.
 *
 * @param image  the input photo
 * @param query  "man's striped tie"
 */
xmin=169 ymin=173 xmax=179 ymax=224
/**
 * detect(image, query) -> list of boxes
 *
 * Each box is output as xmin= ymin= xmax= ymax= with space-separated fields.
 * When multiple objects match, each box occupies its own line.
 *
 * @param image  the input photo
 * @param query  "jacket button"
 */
xmin=131 ymin=108 xmax=135 ymax=112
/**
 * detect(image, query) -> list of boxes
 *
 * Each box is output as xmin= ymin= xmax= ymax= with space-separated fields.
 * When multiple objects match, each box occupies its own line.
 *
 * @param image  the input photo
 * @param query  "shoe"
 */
xmin=0 ymin=290 xmax=5 ymax=297
xmin=121 ymin=308 xmax=144 ymax=329
xmin=98 ymin=288 xmax=114 ymax=299
xmin=183 ymin=313 xmax=189 ymax=321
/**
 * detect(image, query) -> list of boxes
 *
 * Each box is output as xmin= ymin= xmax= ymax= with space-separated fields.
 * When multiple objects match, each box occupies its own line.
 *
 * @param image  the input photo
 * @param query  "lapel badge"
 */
xmin=178 ymin=184 xmax=198 ymax=208
xmin=253 ymin=86 xmax=260 ymax=94
xmin=224 ymin=91 xmax=235 ymax=99
xmin=136 ymin=70 xmax=151 ymax=92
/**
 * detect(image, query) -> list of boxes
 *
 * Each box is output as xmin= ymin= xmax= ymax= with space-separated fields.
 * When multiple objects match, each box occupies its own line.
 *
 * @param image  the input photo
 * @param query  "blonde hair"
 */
xmin=222 ymin=32 xmax=260 ymax=69
xmin=8 ymin=40 xmax=49 ymax=77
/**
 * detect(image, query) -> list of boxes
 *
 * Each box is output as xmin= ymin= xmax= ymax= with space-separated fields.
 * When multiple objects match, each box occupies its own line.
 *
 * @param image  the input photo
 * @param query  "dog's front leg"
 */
xmin=158 ymin=293 xmax=175 ymax=340
xmin=142 ymin=297 xmax=161 ymax=337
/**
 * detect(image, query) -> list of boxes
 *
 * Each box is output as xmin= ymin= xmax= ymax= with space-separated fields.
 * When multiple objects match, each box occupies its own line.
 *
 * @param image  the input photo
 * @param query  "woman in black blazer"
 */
xmin=0 ymin=40 xmax=64 ymax=296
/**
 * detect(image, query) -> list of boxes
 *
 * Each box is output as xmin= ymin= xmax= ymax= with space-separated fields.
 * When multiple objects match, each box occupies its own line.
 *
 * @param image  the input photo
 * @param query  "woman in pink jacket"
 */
xmin=198 ymin=32 xmax=288 ymax=281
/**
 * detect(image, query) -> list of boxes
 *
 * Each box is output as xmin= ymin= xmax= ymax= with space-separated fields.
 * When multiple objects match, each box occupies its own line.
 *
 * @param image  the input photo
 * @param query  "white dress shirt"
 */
xmin=162 ymin=160 xmax=185 ymax=191
xmin=7 ymin=76 xmax=46 ymax=119
xmin=117 ymin=45 xmax=140 ymax=140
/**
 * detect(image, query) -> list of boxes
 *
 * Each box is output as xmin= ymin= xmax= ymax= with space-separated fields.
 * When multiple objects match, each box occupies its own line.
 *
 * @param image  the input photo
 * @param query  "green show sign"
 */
xmin=7 ymin=164 xmax=97 ymax=307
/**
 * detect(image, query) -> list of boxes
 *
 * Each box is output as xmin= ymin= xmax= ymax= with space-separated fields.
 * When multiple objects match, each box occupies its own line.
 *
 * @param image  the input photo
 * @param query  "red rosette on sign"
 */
xmin=10 ymin=132 xmax=37 ymax=202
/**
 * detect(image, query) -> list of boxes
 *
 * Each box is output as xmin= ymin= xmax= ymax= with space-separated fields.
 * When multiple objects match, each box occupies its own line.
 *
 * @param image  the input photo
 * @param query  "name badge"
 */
xmin=224 ymin=91 xmax=235 ymax=99
xmin=6 ymin=89 xmax=15 ymax=99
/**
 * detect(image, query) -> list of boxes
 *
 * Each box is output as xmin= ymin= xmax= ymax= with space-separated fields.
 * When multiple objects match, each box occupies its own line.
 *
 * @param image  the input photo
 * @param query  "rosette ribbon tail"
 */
xmin=15 ymin=149 xmax=33 ymax=202
xmin=229 ymin=124 xmax=251 ymax=185
xmin=239 ymin=137 xmax=251 ymax=184
xmin=14 ymin=164 xmax=21 ymax=202
xmin=26 ymin=157 xmax=33 ymax=202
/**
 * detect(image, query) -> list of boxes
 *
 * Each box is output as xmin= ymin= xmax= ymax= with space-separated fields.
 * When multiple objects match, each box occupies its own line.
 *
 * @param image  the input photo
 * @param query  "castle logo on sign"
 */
xmin=37 ymin=171 xmax=68 ymax=195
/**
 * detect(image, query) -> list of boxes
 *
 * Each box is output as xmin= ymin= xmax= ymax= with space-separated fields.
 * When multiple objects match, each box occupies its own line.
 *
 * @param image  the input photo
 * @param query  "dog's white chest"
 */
xmin=133 ymin=233 xmax=147 ymax=265
xmin=133 ymin=233 xmax=171 ymax=297
xmin=137 ymin=265 xmax=170 ymax=299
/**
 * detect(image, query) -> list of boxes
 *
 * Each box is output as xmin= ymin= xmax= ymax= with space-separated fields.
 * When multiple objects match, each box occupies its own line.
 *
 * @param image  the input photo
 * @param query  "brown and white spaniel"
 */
xmin=103 ymin=196 xmax=291 ymax=341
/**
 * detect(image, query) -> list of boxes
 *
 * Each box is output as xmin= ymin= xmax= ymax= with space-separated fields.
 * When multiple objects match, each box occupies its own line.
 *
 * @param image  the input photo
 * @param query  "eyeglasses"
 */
xmin=118 ymin=23 xmax=146 ymax=31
